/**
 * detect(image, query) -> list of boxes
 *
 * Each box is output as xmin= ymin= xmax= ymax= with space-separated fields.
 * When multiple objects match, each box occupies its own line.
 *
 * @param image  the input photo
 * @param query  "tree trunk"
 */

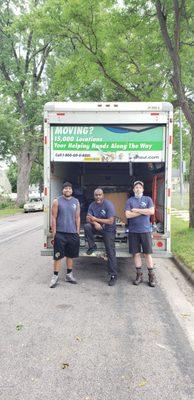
xmin=189 ymin=127 xmax=194 ymax=228
xmin=16 ymin=146 xmax=33 ymax=206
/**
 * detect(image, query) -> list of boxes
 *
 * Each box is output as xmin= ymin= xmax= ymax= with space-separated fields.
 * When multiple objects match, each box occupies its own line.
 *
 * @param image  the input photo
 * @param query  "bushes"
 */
xmin=0 ymin=195 xmax=17 ymax=210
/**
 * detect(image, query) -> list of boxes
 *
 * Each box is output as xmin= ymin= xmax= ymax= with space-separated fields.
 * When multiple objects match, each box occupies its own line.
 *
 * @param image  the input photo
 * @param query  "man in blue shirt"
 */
xmin=125 ymin=181 xmax=156 ymax=287
xmin=84 ymin=188 xmax=117 ymax=286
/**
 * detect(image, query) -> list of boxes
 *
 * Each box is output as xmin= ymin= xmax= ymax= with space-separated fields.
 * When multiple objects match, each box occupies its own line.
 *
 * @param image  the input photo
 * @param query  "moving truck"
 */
xmin=42 ymin=102 xmax=173 ymax=257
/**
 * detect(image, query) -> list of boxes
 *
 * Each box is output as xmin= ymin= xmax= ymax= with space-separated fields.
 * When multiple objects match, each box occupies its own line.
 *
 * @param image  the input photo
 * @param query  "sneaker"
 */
xmin=108 ymin=275 xmax=117 ymax=286
xmin=148 ymin=271 xmax=156 ymax=287
xmin=49 ymin=274 xmax=59 ymax=288
xmin=65 ymin=271 xmax=77 ymax=284
xmin=133 ymin=271 xmax=143 ymax=286
xmin=86 ymin=246 xmax=97 ymax=255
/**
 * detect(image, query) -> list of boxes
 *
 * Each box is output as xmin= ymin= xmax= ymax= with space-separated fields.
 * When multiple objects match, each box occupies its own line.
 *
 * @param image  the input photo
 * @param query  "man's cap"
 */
xmin=63 ymin=181 xmax=73 ymax=189
xmin=133 ymin=180 xmax=144 ymax=188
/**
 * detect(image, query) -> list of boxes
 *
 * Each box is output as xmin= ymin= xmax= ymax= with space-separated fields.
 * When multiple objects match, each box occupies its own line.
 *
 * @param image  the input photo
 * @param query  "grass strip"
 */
xmin=0 ymin=208 xmax=23 ymax=218
xmin=171 ymin=216 xmax=194 ymax=272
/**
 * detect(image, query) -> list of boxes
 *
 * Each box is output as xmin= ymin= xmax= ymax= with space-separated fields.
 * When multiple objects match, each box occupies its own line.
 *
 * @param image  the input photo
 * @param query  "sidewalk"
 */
xmin=171 ymin=208 xmax=189 ymax=222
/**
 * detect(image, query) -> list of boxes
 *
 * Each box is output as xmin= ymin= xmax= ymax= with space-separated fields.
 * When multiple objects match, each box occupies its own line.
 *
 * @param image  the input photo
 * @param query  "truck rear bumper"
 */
xmin=41 ymin=248 xmax=172 ymax=258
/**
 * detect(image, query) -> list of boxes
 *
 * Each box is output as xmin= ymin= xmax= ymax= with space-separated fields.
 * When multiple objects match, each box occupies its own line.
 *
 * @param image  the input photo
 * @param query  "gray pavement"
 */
xmin=0 ymin=214 xmax=194 ymax=400
xmin=0 ymin=212 xmax=42 ymax=242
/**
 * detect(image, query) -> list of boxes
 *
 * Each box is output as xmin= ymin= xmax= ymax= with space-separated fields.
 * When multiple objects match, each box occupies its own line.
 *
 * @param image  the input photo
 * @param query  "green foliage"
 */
xmin=7 ymin=158 xmax=43 ymax=192
xmin=0 ymin=195 xmax=17 ymax=210
xmin=33 ymin=0 xmax=191 ymax=171
xmin=7 ymin=162 xmax=18 ymax=192
xmin=37 ymin=0 xmax=172 ymax=102
xmin=172 ymin=111 xmax=191 ymax=173
xmin=0 ymin=1 xmax=52 ymax=160
xmin=0 ymin=207 xmax=22 ymax=216
xmin=30 ymin=160 xmax=43 ymax=187
xmin=1 ymin=0 xmax=194 ymax=208
xmin=0 ymin=103 xmax=22 ymax=159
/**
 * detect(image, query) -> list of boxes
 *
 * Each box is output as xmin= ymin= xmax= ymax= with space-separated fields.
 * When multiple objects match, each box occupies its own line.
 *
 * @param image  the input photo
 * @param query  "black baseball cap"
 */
xmin=133 ymin=180 xmax=144 ymax=188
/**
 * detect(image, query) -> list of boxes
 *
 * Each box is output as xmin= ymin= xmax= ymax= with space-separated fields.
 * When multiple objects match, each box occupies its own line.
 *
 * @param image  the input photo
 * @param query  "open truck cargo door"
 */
xmin=42 ymin=102 xmax=173 ymax=258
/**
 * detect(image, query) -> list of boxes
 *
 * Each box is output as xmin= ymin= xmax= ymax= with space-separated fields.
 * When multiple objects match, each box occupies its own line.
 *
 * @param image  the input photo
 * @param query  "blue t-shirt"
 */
xmin=56 ymin=196 xmax=79 ymax=233
xmin=87 ymin=199 xmax=116 ymax=232
xmin=125 ymin=196 xmax=154 ymax=233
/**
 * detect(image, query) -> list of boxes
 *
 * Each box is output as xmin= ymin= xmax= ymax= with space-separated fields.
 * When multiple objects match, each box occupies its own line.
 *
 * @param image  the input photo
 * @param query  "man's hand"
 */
xmin=87 ymin=214 xmax=97 ymax=222
xmin=93 ymin=222 xmax=103 ymax=231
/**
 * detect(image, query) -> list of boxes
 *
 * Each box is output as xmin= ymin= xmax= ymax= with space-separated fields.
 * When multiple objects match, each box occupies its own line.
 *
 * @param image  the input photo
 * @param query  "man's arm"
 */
xmin=131 ymin=207 xmax=155 ymax=216
xmin=86 ymin=204 xmax=94 ymax=223
xmin=87 ymin=214 xmax=115 ymax=225
xmin=125 ymin=198 xmax=140 ymax=219
xmin=125 ymin=210 xmax=141 ymax=219
xmin=86 ymin=213 xmax=92 ymax=222
xmin=75 ymin=203 xmax=80 ymax=234
xmin=51 ymin=199 xmax=58 ymax=237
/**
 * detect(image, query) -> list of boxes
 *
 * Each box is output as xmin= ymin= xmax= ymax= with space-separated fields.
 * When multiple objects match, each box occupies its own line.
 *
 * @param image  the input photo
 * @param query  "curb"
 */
xmin=172 ymin=254 xmax=194 ymax=285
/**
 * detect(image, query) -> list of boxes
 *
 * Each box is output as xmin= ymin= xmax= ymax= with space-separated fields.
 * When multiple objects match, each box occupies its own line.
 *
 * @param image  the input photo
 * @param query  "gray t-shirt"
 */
xmin=87 ymin=199 xmax=116 ymax=232
xmin=125 ymin=196 xmax=154 ymax=233
xmin=56 ymin=196 xmax=79 ymax=233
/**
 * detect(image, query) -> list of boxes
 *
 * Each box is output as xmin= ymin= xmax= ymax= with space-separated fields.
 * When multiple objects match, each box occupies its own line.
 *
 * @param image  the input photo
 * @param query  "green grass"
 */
xmin=171 ymin=216 xmax=194 ymax=272
xmin=172 ymin=191 xmax=189 ymax=210
xmin=0 ymin=208 xmax=23 ymax=218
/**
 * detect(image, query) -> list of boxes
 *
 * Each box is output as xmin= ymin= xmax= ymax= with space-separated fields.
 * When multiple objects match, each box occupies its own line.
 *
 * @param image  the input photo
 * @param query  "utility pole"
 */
xmin=179 ymin=108 xmax=184 ymax=207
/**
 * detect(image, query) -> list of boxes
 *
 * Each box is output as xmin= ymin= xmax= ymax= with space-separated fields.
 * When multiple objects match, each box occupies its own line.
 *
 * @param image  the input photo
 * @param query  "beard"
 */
xmin=63 ymin=192 xmax=72 ymax=198
xmin=135 ymin=192 xmax=143 ymax=199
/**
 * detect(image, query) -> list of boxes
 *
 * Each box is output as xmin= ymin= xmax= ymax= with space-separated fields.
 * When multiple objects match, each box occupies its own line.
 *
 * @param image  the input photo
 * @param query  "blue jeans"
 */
xmin=84 ymin=223 xmax=117 ymax=276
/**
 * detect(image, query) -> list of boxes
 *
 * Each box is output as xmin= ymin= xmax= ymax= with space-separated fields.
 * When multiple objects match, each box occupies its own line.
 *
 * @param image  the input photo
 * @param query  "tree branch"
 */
xmin=25 ymin=31 xmax=33 ymax=74
xmin=36 ymin=44 xmax=52 ymax=81
xmin=173 ymin=0 xmax=181 ymax=51
xmin=0 ymin=62 xmax=12 ymax=82
xmin=96 ymin=58 xmax=140 ymax=101
xmin=155 ymin=0 xmax=174 ymax=55
xmin=155 ymin=0 xmax=194 ymax=126
xmin=60 ymin=29 xmax=140 ymax=100
xmin=28 ymin=43 xmax=52 ymax=64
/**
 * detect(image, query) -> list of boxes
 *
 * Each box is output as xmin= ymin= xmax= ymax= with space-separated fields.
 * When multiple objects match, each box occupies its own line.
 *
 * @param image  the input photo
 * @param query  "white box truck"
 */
xmin=42 ymin=102 xmax=173 ymax=257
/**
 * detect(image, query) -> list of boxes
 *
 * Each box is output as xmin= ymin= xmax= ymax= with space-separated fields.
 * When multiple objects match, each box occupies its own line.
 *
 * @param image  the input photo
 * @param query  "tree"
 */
xmin=0 ymin=0 xmax=52 ymax=205
xmin=0 ymin=103 xmax=21 ymax=160
xmin=153 ymin=0 xmax=194 ymax=226
xmin=38 ymin=0 xmax=168 ymax=102
xmin=39 ymin=0 xmax=194 ymax=226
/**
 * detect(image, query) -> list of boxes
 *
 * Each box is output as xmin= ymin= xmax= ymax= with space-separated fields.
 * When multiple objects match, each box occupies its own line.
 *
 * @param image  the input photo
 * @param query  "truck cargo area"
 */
xmin=47 ymin=161 xmax=166 ymax=257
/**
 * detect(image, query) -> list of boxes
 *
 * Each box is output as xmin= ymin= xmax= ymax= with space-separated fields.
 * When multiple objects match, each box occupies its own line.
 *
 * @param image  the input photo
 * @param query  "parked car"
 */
xmin=24 ymin=198 xmax=44 ymax=213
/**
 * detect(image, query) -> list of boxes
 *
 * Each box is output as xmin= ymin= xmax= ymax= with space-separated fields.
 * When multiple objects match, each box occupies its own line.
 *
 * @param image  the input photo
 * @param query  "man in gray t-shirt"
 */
xmin=125 ymin=180 xmax=156 ymax=287
xmin=49 ymin=182 xmax=80 ymax=288
xmin=84 ymin=188 xmax=117 ymax=286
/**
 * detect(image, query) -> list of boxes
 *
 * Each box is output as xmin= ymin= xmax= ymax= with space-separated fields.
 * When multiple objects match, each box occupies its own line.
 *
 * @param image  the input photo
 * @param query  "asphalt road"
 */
xmin=0 ymin=213 xmax=194 ymax=400
xmin=0 ymin=212 xmax=42 ymax=243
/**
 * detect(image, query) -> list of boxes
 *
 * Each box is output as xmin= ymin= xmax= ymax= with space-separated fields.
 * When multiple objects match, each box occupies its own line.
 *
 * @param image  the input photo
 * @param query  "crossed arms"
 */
xmin=125 ymin=207 xmax=154 ymax=219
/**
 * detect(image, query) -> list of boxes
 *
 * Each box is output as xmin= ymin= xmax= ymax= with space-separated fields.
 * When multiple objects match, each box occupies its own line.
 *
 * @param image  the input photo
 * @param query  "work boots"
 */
xmin=148 ymin=270 xmax=156 ymax=287
xmin=133 ymin=269 xmax=143 ymax=285
xmin=133 ymin=269 xmax=156 ymax=287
